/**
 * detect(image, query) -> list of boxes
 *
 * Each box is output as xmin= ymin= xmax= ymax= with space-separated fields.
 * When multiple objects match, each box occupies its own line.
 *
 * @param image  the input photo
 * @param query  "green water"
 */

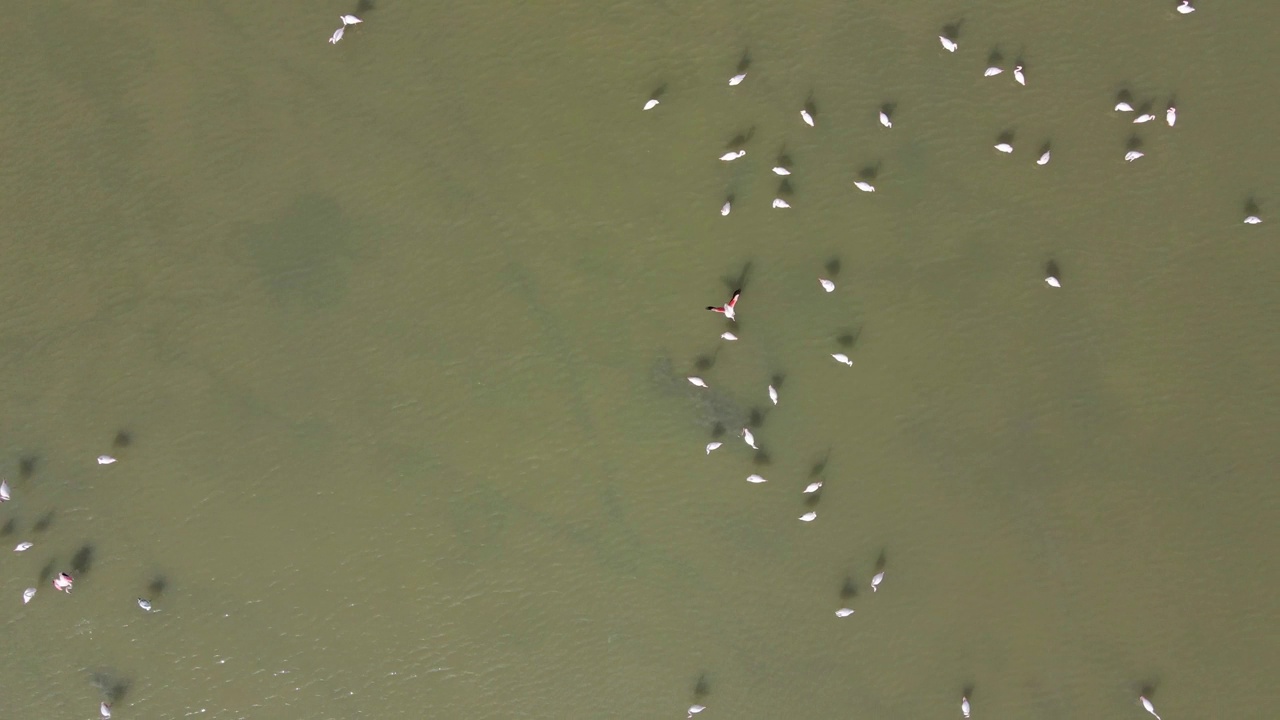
xmin=2 ymin=1 xmax=1277 ymax=718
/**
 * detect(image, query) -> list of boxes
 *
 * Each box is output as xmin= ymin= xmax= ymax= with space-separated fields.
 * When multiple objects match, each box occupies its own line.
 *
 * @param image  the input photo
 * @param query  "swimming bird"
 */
xmin=879 ymin=110 xmax=893 ymax=128
xmin=772 ymin=198 xmax=791 ymax=209
xmin=746 ymin=474 xmax=767 ymax=484
xmin=1176 ymin=0 xmax=1195 ymax=13
xmin=870 ymin=571 xmax=884 ymax=592
xmin=329 ymin=26 xmax=345 ymax=44
xmin=1045 ymin=273 xmax=1061 ymax=288
xmin=22 ymin=587 xmax=36 ymax=604
xmin=721 ymin=199 xmax=732 ymax=216
xmin=706 ymin=442 xmax=722 ymax=454
xmin=1115 ymin=101 xmax=1134 ymax=112
xmin=939 ymin=35 xmax=958 ymax=52
xmin=14 ymin=542 xmax=33 ymax=552
xmin=768 ymin=385 xmax=778 ymax=405
xmin=799 ymin=511 xmax=817 ymax=522
xmin=688 ymin=704 xmax=706 ymax=718
xmin=720 ymin=332 xmax=738 ymax=341
xmin=138 ymin=597 xmax=154 ymax=612
xmin=97 ymin=455 xmax=117 ymax=465
xmin=729 ymin=72 xmax=747 ymax=86
xmin=1037 ymin=149 xmax=1051 ymax=165
xmin=1013 ymin=64 xmax=1026 ymax=86
xmin=1125 ymin=150 xmax=1144 ymax=162
xmin=707 ymin=289 xmax=741 ymax=321
xmin=687 ymin=377 xmax=708 ymax=388
xmin=1244 ymin=215 xmax=1262 ymax=224
xmin=52 ymin=572 xmax=74 ymax=593
xmin=819 ymin=278 xmax=835 ymax=292
xmin=835 ymin=607 xmax=855 ymax=617
xmin=101 ymin=703 xmax=112 ymax=719
xmin=994 ymin=142 xmax=1013 ymax=153
xmin=854 ymin=180 xmax=876 ymax=193
xmin=643 ymin=98 xmax=659 ymax=111
xmin=1133 ymin=112 xmax=1156 ymax=124
xmin=719 ymin=150 xmax=746 ymax=162
xmin=741 ymin=427 xmax=757 ymax=449
xmin=340 ymin=14 xmax=362 ymax=26
xmin=962 ymin=696 xmax=971 ymax=718
xmin=772 ymin=165 xmax=792 ymax=176
xmin=1166 ymin=103 xmax=1177 ymax=127
xmin=0 ymin=479 xmax=8 ymax=502
xmin=1140 ymin=696 xmax=1161 ymax=720
xmin=801 ymin=109 xmax=815 ymax=127
xmin=804 ymin=481 xmax=823 ymax=494
xmin=983 ymin=65 xmax=1003 ymax=77
xmin=832 ymin=353 xmax=853 ymax=367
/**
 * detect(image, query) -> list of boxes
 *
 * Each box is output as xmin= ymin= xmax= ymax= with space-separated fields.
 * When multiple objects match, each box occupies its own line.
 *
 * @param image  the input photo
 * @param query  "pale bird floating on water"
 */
xmin=819 ymin=278 xmax=835 ymax=293
xmin=962 ymin=695 xmax=971 ymax=718
xmin=1037 ymin=149 xmax=1051 ymax=165
xmin=707 ymin=289 xmax=740 ymax=321
xmin=1166 ymin=103 xmax=1177 ymax=127
xmin=746 ymin=474 xmax=767 ymax=484
xmin=772 ymin=198 xmax=791 ymax=209
xmin=53 ymin=572 xmax=74 ymax=593
xmin=1013 ymin=65 xmax=1026 ymax=86
xmin=994 ymin=143 xmax=1013 ymax=154
xmin=870 ymin=571 xmax=884 ymax=592
xmin=1133 ymin=113 xmax=1156 ymax=124
xmin=643 ymin=98 xmax=659 ymax=111
xmin=1045 ymin=273 xmax=1061 ymax=288
xmin=939 ymin=35 xmax=958 ymax=52
xmin=879 ymin=110 xmax=893 ymax=128
xmin=1244 ymin=215 xmax=1262 ymax=224
xmin=1176 ymin=0 xmax=1195 ymax=14
xmin=1115 ymin=101 xmax=1135 ymax=112
xmin=97 ymin=455 xmax=117 ymax=465
xmin=22 ymin=587 xmax=36 ymax=604
xmin=768 ymin=385 xmax=778 ymax=405
xmin=832 ymin=353 xmax=853 ymax=366
xmin=340 ymin=14 xmax=362 ymax=26
xmin=983 ymin=65 xmax=1003 ymax=77
xmin=804 ymin=481 xmax=823 ymax=494
xmin=687 ymin=376 xmax=708 ymax=388
xmin=0 ymin=479 xmax=9 ymax=502
xmin=854 ymin=181 xmax=876 ymax=193
xmin=138 ymin=597 xmax=154 ymax=612
xmin=721 ymin=199 xmax=732 ymax=216
xmin=688 ymin=704 xmax=706 ymax=719
xmin=1125 ymin=150 xmax=1144 ymax=162
xmin=835 ymin=607 xmax=855 ymax=617
xmin=719 ymin=150 xmax=746 ymax=162
xmin=801 ymin=109 xmax=815 ymax=127
xmin=720 ymin=331 xmax=738 ymax=341
xmin=772 ymin=166 xmax=791 ymax=176
xmin=705 ymin=442 xmax=722 ymax=455
xmin=101 ymin=702 xmax=112 ymax=719
xmin=14 ymin=541 xmax=33 ymax=552
xmin=741 ymin=427 xmax=757 ymax=449
xmin=799 ymin=511 xmax=818 ymax=522
xmin=328 ymin=26 xmax=345 ymax=44
xmin=729 ymin=72 xmax=747 ymax=86
xmin=1140 ymin=696 xmax=1162 ymax=720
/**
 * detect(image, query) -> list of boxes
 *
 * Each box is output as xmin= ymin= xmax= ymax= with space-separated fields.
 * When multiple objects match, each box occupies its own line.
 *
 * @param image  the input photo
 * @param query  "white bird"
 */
xmin=1115 ymin=101 xmax=1135 ymax=112
xmin=101 ymin=702 xmax=112 ymax=719
xmin=835 ymin=607 xmax=855 ymax=617
xmin=768 ymin=385 xmax=778 ymax=405
xmin=772 ymin=198 xmax=791 ymax=209
xmin=22 ymin=587 xmax=36 ymax=604
xmin=831 ymin=353 xmax=853 ymax=367
xmin=14 ymin=541 xmax=33 ymax=552
xmin=720 ymin=331 xmax=738 ymax=341
xmin=1133 ymin=113 xmax=1156 ymax=124
xmin=854 ymin=181 xmax=876 ymax=193
xmin=1176 ymin=0 xmax=1195 ymax=14
xmin=1166 ymin=103 xmax=1177 ymax=127
xmin=138 ymin=597 xmax=154 ymax=612
xmin=799 ymin=511 xmax=817 ymax=522
xmin=707 ymin=289 xmax=740 ymax=321
xmin=983 ymin=66 xmax=1003 ymax=77
xmin=1140 ymin=696 xmax=1161 ymax=720
xmin=1013 ymin=65 xmax=1026 ymax=86
xmin=0 ymin=479 xmax=9 ymax=502
xmin=729 ymin=72 xmax=747 ymax=86
xmin=721 ymin=200 xmax=732 ymax=216
xmin=687 ymin=376 xmax=708 ymax=388
xmin=643 ymin=98 xmax=659 ymax=111
xmin=340 ymin=14 xmax=362 ymax=26
xmin=53 ymin=572 xmax=74 ymax=593
xmin=804 ymin=481 xmax=823 ymax=494
xmin=746 ymin=474 xmax=767 ymax=484
xmin=1243 ymin=215 xmax=1262 ymax=224
xmin=97 ymin=455 xmax=117 ymax=465
xmin=719 ymin=150 xmax=746 ymax=162
xmin=1037 ymin=150 xmax=1051 ymax=166
xmin=819 ymin=278 xmax=836 ymax=292
xmin=870 ymin=571 xmax=884 ymax=592
xmin=741 ymin=428 xmax=757 ymax=449
xmin=962 ymin=696 xmax=971 ymax=718
xmin=801 ymin=109 xmax=815 ymax=127
xmin=1045 ymin=274 xmax=1061 ymax=288
xmin=688 ymin=705 xmax=706 ymax=719
xmin=772 ymin=166 xmax=791 ymax=176
xmin=328 ymin=26 xmax=345 ymax=44
xmin=1125 ymin=150 xmax=1145 ymax=162
xmin=706 ymin=442 xmax=722 ymax=455
xmin=994 ymin=143 xmax=1013 ymax=154
xmin=879 ymin=110 xmax=893 ymax=128
xmin=939 ymin=35 xmax=958 ymax=52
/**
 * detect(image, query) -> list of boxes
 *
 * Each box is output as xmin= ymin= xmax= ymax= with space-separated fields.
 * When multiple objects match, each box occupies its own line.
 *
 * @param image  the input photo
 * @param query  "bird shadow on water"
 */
xmin=836 ymin=328 xmax=861 ymax=349
xmin=809 ymin=448 xmax=831 ymax=478
xmin=942 ymin=20 xmax=964 ymax=41
xmin=650 ymin=83 xmax=667 ymax=102
xmin=722 ymin=262 xmax=752 ymax=293
xmin=736 ymin=51 xmax=751 ymax=75
xmin=91 ymin=672 xmax=131 ymax=704
xmin=840 ymin=576 xmax=858 ymax=600
xmin=34 ymin=510 xmax=55 ymax=533
xmin=1138 ymin=681 xmax=1160 ymax=697
xmin=38 ymin=559 xmax=55 ymax=584
xmin=726 ymin=127 xmax=756 ymax=151
xmin=19 ymin=455 xmax=38 ymax=480
xmin=1244 ymin=197 xmax=1260 ymax=215
xmin=1127 ymin=134 xmax=1144 ymax=151
xmin=770 ymin=373 xmax=786 ymax=391
xmin=354 ymin=0 xmax=376 ymax=14
xmin=752 ymin=449 xmax=772 ymax=466
xmin=710 ymin=423 xmax=726 ymax=440
xmin=748 ymin=406 xmax=771 ymax=428
xmin=986 ymin=48 xmax=1003 ymax=67
xmin=0 ymin=518 xmax=15 ymax=537
xmin=963 ymin=683 xmax=975 ymax=699
xmin=693 ymin=346 xmax=722 ymax=372
xmin=694 ymin=673 xmax=711 ymax=699
xmin=997 ymin=129 xmax=1015 ymax=145
xmin=71 ymin=544 xmax=95 ymax=576
xmin=148 ymin=574 xmax=169 ymax=598
xmin=825 ymin=257 xmax=841 ymax=278
xmin=113 ymin=430 xmax=132 ymax=449
xmin=858 ymin=164 xmax=881 ymax=182
xmin=875 ymin=549 xmax=887 ymax=572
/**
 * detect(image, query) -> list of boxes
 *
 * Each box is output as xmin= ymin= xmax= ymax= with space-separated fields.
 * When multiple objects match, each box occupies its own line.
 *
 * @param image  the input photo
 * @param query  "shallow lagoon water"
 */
xmin=1 ymin=1 xmax=1278 ymax=718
